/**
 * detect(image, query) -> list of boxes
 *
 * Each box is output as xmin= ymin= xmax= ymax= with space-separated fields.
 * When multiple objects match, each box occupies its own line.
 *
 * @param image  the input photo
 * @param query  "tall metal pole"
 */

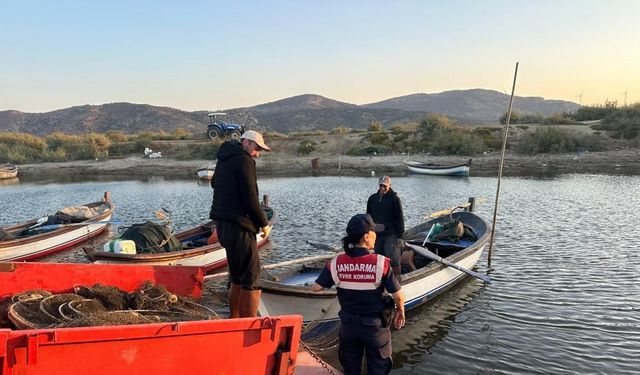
xmin=487 ymin=62 xmax=519 ymax=268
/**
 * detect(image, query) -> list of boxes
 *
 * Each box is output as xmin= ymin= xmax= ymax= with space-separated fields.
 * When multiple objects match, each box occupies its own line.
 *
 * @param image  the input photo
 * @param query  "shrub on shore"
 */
xmin=593 ymin=104 xmax=640 ymax=139
xmin=515 ymin=127 xmax=605 ymax=155
xmin=0 ymin=131 xmax=111 ymax=163
xmin=0 ymin=132 xmax=47 ymax=163
xmin=297 ymin=140 xmax=316 ymax=156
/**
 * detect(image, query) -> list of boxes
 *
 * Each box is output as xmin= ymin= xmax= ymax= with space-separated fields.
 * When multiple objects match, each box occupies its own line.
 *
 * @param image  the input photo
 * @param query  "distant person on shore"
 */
xmin=209 ymin=130 xmax=271 ymax=318
xmin=310 ymin=214 xmax=405 ymax=375
xmin=367 ymin=176 xmax=405 ymax=276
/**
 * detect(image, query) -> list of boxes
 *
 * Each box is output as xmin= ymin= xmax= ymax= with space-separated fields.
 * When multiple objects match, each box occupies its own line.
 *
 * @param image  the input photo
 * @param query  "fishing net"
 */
xmin=1 ymin=282 xmax=220 ymax=330
xmin=301 ymin=320 xmax=341 ymax=352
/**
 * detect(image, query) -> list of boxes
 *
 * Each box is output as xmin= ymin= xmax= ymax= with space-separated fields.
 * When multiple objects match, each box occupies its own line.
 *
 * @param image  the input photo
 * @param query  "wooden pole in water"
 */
xmin=488 ymin=62 xmax=519 ymax=267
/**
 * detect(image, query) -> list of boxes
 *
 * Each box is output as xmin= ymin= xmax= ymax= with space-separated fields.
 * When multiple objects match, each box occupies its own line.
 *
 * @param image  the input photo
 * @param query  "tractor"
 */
xmin=207 ymin=112 xmax=245 ymax=140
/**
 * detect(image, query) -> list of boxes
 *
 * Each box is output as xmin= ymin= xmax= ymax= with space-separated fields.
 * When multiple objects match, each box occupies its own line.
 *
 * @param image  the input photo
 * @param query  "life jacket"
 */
xmin=330 ymin=253 xmax=388 ymax=290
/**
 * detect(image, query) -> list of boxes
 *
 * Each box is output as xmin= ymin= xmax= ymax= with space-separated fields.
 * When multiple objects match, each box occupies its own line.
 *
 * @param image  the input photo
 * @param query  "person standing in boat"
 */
xmin=209 ymin=130 xmax=271 ymax=318
xmin=311 ymin=214 xmax=405 ymax=375
xmin=366 ymin=175 xmax=405 ymax=276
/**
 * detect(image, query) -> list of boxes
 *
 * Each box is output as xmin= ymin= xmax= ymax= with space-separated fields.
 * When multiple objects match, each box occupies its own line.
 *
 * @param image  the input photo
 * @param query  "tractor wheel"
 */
xmin=208 ymin=128 xmax=222 ymax=140
xmin=229 ymin=130 xmax=241 ymax=140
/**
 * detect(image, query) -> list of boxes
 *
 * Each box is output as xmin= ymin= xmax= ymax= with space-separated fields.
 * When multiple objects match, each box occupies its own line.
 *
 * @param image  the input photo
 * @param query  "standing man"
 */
xmin=311 ymin=214 xmax=405 ymax=375
xmin=367 ymin=176 xmax=405 ymax=276
xmin=209 ymin=130 xmax=272 ymax=318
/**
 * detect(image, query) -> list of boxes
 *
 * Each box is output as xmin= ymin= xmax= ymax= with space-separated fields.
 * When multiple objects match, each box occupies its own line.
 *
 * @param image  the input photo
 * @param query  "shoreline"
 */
xmin=14 ymin=149 xmax=640 ymax=180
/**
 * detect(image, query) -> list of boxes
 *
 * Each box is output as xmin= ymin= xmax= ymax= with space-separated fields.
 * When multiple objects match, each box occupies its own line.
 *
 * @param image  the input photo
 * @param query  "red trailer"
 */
xmin=0 ymin=262 xmax=302 ymax=375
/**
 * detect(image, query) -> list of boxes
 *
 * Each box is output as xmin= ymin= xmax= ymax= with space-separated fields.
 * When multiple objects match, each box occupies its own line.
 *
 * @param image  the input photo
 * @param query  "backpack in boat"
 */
xmin=431 ymin=219 xmax=478 ymax=242
xmin=45 ymin=212 xmax=85 ymax=225
xmin=119 ymin=221 xmax=182 ymax=254
xmin=431 ymin=219 xmax=465 ymax=242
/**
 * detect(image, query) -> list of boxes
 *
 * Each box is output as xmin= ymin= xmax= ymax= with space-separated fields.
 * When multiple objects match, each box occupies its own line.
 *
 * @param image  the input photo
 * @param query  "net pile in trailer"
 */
xmin=0 ymin=282 xmax=219 ymax=330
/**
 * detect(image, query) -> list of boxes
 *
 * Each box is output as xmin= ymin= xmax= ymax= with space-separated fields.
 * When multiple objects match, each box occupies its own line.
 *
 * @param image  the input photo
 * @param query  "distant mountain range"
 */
xmin=0 ymin=89 xmax=579 ymax=135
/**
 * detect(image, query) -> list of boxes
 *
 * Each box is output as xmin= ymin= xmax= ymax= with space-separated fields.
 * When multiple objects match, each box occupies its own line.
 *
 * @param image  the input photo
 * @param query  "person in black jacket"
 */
xmin=209 ymin=130 xmax=271 ymax=318
xmin=366 ymin=176 xmax=405 ymax=276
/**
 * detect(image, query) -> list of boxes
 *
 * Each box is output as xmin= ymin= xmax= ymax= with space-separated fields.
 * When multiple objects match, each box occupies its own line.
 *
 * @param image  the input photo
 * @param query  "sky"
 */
xmin=2 ymin=0 xmax=639 ymax=113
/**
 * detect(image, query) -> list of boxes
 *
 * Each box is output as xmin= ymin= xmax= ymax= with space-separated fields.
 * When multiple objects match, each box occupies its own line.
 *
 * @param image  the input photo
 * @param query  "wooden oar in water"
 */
xmin=404 ymin=242 xmax=491 ymax=284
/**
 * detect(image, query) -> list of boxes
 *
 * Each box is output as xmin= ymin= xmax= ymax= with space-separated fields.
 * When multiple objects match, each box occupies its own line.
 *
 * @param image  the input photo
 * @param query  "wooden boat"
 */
xmin=0 ymin=164 xmax=18 ymax=179
xmin=84 ymin=205 xmax=275 ymax=272
xmin=196 ymin=164 xmax=215 ymax=180
xmin=258 ymin=208 xmax=489 ymax=324
xmin=0 ymin=262 xmax=303 ymax=375
xmin=405 ymin=158 xmax=472 ymax=176
xmin=0 ymin=192 xmax=115 ymax=262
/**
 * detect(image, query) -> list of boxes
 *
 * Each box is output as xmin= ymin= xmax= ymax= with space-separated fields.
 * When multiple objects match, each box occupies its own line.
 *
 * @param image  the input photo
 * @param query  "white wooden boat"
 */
xmin=84 ymin=206 xmax=275 ymax=272
xmin=196 ymin=164 xmax=215 ymax=180
xmin=0 ymin=192 xmax=115 ymax=261
xmin=0 ymin=164 xmax=18 ymax=179
xmin=258 ymin=209 xmax=489 ymax=323
xmin=405 ymin=159 xmax=471 ymax=176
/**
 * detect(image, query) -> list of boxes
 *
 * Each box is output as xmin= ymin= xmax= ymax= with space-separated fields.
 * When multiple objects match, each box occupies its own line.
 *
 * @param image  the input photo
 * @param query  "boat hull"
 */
xmin=0 ymin=262 xmax=302 ymax=375
xmin=404 ymin=159 xmax=472 ymax=176
xmin=259 ymin=210 xmax=489 ymax=323
xmin=0 ymin=193 xmax=115 ymax=262
xmin=0 ymin=164 xmax=17 ymax=179
xmin=196 ymin=167 xmax=215 ymax=180
xmin=406 ymin=164 xmax=470 ymax=176
xmin=85 ymin=206 xmax=275 ymax=272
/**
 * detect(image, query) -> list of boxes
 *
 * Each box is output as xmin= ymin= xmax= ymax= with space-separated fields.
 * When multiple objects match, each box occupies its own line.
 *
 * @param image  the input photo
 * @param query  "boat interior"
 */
xmin=268 ymin=211 xmax=485 ymax=286
xmin=180 ymin=206 xmax=275 ymax=250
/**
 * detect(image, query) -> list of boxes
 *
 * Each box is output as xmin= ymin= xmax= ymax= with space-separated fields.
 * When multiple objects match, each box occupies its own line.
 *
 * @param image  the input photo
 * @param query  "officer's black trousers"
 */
xmin=339 ymin=314 xmax=392 ymax=375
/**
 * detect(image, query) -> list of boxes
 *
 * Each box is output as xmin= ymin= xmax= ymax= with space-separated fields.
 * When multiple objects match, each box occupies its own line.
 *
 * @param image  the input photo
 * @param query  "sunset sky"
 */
xmin=2 ymin=0 xmax=639 ymax=112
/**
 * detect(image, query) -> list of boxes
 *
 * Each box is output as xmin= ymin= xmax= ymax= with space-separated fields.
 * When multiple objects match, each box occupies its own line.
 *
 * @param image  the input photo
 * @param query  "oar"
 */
xmin=404 ymin=242 xmax=491 ymax=284
xmin=30 ymin=220 xmax=124 ymax=231
xmin=203 ymin=254 xmax=334 ymax=281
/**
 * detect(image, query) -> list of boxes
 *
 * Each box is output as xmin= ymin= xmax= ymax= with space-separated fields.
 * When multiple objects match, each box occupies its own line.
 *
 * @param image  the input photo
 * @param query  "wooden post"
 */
xmin=262 ymin=194 xmax=269 ymax=206
xmin=467 ymin=197 xmax=476 ymax=212
xmin=488 ymin=62 xmax=519 ymax=268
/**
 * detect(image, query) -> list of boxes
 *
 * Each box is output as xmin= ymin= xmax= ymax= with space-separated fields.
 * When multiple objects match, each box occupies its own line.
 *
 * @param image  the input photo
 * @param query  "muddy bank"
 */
xmin=15 ymin=149 xmax=640 ymax=181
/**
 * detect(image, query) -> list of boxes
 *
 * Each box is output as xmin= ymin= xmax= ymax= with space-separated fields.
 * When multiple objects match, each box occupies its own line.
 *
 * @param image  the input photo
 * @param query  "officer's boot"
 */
xmin=239 ymin=289 xmax=261 ymax=318
xmin=228 ymin=284 xmax=242 ymax=318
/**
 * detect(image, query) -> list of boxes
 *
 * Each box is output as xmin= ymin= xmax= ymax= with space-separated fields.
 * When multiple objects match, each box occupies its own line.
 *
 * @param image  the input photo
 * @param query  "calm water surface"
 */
xmin=1 ymin=174 xmax=639 ymax=374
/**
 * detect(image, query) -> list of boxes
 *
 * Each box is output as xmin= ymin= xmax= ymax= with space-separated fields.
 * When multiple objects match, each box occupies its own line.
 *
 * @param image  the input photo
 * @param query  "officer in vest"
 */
xmin=311 ymin=214 xmax=405 ymax=375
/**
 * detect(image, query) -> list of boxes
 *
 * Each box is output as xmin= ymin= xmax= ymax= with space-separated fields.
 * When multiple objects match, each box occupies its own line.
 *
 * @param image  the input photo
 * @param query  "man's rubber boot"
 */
xmin=228 ymin=284 xmax=242 ymax=318
xmin=239 ymin=289 xmax=262 ymax=318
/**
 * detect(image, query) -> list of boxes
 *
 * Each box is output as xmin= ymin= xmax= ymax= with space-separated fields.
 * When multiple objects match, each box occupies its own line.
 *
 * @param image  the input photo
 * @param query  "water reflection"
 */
xmin=391 ymin=277 xmax=487 ymax=373
xmin=0 ymin=177 xmax=19 ymax=186
xmin=2 ymin=175 xmax=640 ymax=374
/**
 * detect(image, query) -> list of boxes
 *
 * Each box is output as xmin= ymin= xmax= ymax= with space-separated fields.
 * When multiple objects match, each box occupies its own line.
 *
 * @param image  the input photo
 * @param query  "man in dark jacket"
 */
xmin=209 ymin=130 xmax=271 ymax=318
xmin=366 ymin=176 xmax=404 ymax=276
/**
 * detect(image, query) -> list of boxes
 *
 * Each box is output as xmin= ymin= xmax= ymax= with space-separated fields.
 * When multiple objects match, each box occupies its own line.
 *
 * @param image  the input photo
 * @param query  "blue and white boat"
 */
xmin=258 ymin=206 xmax=489 ymax=325
xmin=405 ymin=159 xmax=472 ymax=176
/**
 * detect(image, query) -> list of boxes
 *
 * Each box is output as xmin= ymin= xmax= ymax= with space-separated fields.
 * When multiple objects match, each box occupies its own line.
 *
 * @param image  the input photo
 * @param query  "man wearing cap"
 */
xmin=209 ymin=130 xmax=271 ymax=318
xmin=311 ymin=214 xmax=405 ymax=375
xmin=366 ymin=176 xmax=405 ymax=276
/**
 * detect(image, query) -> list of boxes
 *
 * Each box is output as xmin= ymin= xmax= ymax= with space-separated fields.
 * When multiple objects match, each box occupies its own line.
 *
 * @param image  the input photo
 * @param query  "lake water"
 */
xmin=1 ymin=174 xmax=639 ymax=374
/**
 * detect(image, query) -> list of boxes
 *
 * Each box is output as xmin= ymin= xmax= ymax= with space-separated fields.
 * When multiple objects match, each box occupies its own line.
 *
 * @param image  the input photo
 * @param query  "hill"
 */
xmin=363 ymin=89 xmax=579 ymax=123
xmin=0 ymin=90 xmax=579 ymax=135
